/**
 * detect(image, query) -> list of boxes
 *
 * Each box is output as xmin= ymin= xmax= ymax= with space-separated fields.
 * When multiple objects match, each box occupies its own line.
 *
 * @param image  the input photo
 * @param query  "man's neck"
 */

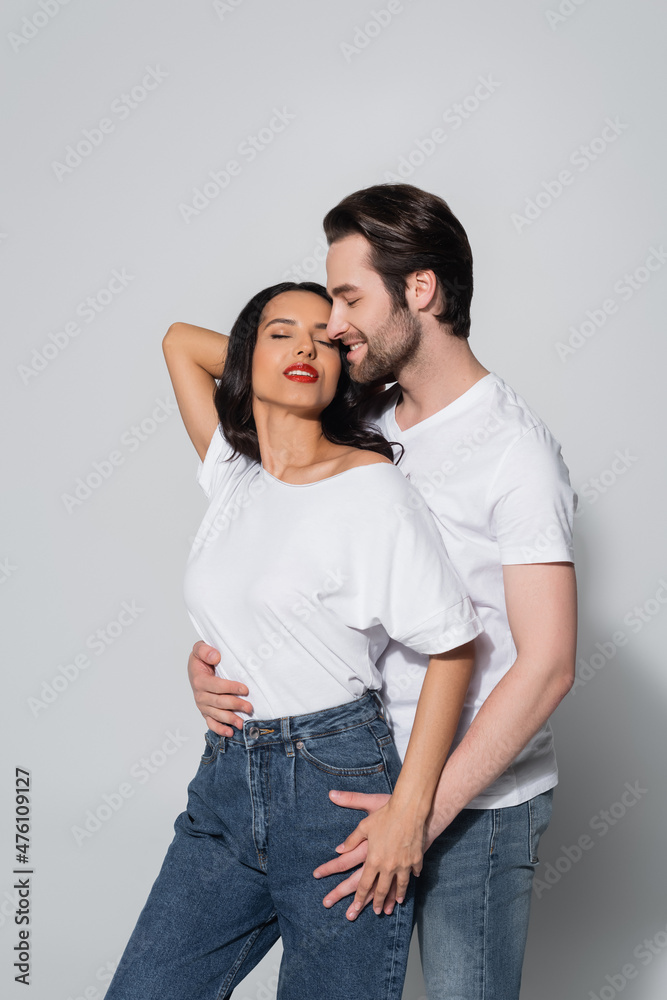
xmin=393 ymin=330 xmax=489 ymax=432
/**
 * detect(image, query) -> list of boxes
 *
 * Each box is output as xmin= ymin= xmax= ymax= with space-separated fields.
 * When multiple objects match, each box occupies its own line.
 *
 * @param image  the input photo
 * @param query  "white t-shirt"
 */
xmin=183 ymin=427 xmax=483 ymax=721
xmin=361 ymin=372 xmax=577 ymax=809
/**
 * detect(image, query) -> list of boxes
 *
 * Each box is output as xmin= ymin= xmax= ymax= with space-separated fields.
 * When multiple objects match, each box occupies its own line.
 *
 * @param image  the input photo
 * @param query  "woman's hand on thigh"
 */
xmin=340 ymin=800 xmax=426 ymax=917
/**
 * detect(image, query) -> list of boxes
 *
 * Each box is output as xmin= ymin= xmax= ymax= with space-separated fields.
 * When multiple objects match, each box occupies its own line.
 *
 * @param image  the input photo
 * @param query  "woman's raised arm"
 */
xmin=162 ymin=323 xmax=229 ymax=460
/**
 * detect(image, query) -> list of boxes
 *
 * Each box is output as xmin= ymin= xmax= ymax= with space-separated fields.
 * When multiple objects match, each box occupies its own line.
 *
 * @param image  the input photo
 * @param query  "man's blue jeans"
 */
xmin=415 ymin=788 xmax=554 ymax=1000
xmin=105 ymin=691 xmax=414 ymax=1000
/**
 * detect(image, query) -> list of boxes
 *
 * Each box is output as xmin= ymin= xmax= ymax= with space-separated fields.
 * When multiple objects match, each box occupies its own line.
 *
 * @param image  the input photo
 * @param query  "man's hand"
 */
xmin=187 ymin=641 xmax=253 ymax=736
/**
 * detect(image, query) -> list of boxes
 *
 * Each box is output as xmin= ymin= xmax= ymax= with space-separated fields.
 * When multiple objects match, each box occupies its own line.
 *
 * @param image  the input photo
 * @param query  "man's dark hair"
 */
xmin=323 ymin=184 xmax=473 ymax=339
xmin=214 ymin=281 xmax=402 ymax=464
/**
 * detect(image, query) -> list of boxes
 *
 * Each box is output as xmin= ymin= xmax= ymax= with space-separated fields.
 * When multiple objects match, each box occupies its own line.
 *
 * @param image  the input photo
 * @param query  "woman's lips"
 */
xmin=283 ymin=363 xmax=319 ymax=382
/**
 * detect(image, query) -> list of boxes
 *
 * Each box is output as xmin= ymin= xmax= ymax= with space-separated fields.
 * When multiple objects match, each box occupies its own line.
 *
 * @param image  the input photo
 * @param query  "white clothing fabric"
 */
xmin=183 ymin=426 xmax=483 ymax=721
xmin=361 ymin=372 xmax=577 ymax=808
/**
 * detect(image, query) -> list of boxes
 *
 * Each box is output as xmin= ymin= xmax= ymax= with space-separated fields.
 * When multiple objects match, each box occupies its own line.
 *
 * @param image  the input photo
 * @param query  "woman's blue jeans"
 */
xmin=105 ymin=691 xmax=414 ymax=1000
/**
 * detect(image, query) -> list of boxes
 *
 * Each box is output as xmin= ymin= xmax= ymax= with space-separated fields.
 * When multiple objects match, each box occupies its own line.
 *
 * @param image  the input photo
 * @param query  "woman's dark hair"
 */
xmin=214 ymin=281 xmax=403 ymax=465
xmin=323 ymin=183 xmax=473 ymax=339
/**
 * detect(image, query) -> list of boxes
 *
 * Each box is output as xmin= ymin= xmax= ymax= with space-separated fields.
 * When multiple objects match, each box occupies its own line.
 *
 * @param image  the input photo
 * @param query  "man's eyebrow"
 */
xmin=329 ymin=283 xmax=360 ymax=297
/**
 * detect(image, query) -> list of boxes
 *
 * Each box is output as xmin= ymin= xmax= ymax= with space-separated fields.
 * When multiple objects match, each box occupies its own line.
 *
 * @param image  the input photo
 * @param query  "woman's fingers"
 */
xmin=314 ymin=841 xmax=368 ymax=880
xmin=350 ymin=869 xmax=378 ymax=917
xmin=383 ymin=879 xmax=398 ymax=915
xmin=371 ymin=872 xmax=395 ymax=915
xmin=394 ymin=872 xmax=411 ymax=907
xmin=334 ymin=819 xmax=368 ymax=854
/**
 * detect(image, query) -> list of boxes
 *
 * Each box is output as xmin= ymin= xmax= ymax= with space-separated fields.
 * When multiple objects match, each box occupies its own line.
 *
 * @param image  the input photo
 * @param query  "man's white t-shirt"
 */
xmin=361 ymin=372 xmax=577 ymax=809
xmin=183 ymin=427 xmax=483 ymax=721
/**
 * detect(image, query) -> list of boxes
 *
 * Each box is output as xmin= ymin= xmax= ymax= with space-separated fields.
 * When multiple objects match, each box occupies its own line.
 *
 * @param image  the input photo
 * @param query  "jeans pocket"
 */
xmin=295 ymin=721 xmax=387 ymax=777
xmin=527 ymin=788 xmax=554 ymax=864
xmin=200 ymin=730 xmax=222 ymax=766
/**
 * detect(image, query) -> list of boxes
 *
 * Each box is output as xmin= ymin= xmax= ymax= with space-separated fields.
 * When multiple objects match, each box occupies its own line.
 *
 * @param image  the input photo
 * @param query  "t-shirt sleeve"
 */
xmin=488 ymin=423 xmax=577 ymax=564
xmin=361 ymin=472 xmax=484 ymax=655
xmin=196 ymin=424 xmax=256 ymax=499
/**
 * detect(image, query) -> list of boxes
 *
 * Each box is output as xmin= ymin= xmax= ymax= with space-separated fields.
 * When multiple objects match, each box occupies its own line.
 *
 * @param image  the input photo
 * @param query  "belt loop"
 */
xmin=281 ymin=715 xmax=294 ymax=757
xmin=219 ymin=735 xmax=227 ymax=754
xmin=370 ymin=689 xmax=386 ymax=718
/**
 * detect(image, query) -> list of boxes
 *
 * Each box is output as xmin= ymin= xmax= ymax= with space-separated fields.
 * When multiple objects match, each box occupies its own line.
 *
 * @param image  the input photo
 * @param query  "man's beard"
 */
xmin=348 ymin=306 xmax=422 ymax=384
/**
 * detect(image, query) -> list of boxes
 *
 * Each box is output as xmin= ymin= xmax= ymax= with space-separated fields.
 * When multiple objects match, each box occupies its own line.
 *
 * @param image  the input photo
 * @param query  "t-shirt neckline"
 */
xmin=387 ymin=372 xmax=498 ymax=438
xmin=260 ymin=461 xmax=394 ymax=488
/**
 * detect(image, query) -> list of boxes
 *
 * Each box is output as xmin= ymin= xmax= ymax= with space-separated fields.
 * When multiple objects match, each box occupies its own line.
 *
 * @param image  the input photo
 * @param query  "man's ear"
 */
xmin=405 ymin=270 xmax=439 ymax=313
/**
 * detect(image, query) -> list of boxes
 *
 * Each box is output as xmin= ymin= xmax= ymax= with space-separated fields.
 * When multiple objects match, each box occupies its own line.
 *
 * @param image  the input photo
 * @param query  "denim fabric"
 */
xmin=105 ymin=691 xmax=414 ymax=1000
xmin=415 ymin=788 xmax=554 ymax=1000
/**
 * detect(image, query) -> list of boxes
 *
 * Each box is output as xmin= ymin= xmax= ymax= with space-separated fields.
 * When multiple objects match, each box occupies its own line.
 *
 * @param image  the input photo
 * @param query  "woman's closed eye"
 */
xmin=270 ymin=333 xmax=338 ymax=349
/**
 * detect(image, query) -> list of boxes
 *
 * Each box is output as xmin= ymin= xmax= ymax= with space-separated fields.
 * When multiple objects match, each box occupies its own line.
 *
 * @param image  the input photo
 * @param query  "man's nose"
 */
xmin=326 ymin=307 xmax=348 ymax=339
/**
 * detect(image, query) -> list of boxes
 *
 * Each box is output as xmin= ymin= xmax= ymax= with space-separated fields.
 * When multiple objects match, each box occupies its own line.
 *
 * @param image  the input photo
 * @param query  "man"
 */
xmin=183 ymin=184 xmax=577 ymax=1000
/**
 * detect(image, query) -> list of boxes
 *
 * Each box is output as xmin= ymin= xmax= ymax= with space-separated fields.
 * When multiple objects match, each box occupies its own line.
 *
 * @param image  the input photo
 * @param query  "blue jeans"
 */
xmin=105 ymin=691 xmax=414 ymax=1000
xmin=415 ymin=788 xmax=554 ymax=1000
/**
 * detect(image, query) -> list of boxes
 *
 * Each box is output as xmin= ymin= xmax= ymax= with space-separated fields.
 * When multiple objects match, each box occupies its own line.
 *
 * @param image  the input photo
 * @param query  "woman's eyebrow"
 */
xmin=264 ymin=317 xmax=297 ymax=328
xmin=263 ymin=318 xmax=330 ymax=331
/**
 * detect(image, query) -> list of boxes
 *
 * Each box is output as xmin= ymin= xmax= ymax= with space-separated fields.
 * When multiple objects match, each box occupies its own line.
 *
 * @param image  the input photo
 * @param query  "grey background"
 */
xmin=2 ymin=1 xmax=666 ymax=998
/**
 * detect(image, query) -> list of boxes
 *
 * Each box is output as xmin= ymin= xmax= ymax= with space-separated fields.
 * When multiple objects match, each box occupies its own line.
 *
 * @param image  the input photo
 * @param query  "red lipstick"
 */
xmin=283 ymin=363 xmax=319 ymax=382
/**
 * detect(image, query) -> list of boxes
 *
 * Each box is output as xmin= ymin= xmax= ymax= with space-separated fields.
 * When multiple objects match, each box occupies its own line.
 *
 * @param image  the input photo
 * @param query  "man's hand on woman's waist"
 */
xmin=188 ymin=641 xmax=253 ymax=736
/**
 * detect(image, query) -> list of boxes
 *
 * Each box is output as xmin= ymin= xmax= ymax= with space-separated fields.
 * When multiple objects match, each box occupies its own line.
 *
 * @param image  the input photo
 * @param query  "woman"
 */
xmin=105 ymin=281 xmax=482 ymax=1000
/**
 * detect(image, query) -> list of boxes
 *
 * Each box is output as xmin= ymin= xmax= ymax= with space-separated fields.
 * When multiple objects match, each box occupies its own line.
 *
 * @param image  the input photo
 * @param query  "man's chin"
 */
xmin=347 ymin=357 xmax=383 ymax=385
xmin=349 ymin=365 xmax=394 ymax=387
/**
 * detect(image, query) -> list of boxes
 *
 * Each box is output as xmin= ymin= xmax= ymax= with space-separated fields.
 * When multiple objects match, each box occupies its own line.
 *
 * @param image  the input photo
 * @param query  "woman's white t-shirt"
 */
xmin=183 ymin=426 xmax=483 ymax=721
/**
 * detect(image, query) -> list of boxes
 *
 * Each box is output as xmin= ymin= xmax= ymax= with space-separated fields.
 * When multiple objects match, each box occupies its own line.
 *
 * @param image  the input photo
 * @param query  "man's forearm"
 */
xmin=426 ymin=653 xmax=573 ymax=843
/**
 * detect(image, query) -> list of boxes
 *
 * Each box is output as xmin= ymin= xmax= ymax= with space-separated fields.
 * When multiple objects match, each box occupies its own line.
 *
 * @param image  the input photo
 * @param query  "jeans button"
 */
xmin=248 ymin=726 xmax=260 ymax=739
xmin=296 ymin=741 xmax=304 ymax=749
